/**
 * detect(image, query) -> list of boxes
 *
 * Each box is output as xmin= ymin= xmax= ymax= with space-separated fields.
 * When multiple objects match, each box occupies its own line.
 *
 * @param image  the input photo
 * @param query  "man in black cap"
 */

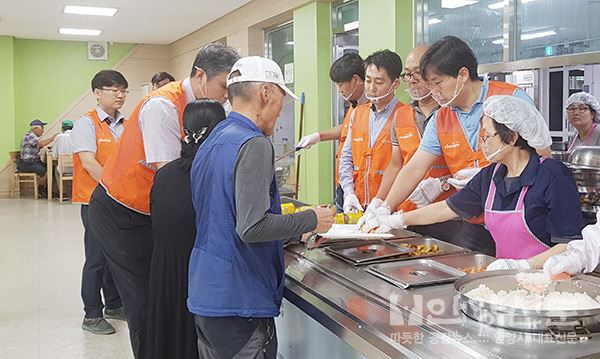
xmin=18 ymin=119 xmax=57 ymax=196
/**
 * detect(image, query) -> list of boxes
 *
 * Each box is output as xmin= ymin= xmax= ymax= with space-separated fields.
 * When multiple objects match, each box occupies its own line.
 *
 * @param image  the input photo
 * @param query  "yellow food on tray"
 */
xmin=400 ymin=243 xmax=442 ymax=257
xmin=280 ymin=203 xmax=296 ymax=215
xmin=334 ymin=211 xmax=364 ymax=224
xmin=295 ymin=206 xmax=314 ymax=213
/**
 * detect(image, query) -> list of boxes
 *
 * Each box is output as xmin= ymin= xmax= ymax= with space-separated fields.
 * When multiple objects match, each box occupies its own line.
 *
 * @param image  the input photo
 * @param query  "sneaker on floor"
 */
xmin=104 ymin=307 xmax=127 ymax=321
xmin=82 ymin=317 xmax=116 ymax=335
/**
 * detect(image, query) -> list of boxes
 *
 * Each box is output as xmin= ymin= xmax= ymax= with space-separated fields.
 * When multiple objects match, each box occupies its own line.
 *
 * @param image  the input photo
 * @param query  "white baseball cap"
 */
xmin=227 ymin=56 xmax=299 ymax=101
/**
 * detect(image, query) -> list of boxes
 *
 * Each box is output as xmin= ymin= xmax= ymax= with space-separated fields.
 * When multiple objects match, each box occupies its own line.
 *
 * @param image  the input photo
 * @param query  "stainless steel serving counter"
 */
xmin=277 ymin=240 xmax=600 ymax=359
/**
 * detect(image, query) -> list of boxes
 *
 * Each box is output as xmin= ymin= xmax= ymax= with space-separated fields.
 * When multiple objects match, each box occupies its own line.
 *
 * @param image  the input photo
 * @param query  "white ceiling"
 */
xmin=0 ymin=0 xmax=252 ymax=44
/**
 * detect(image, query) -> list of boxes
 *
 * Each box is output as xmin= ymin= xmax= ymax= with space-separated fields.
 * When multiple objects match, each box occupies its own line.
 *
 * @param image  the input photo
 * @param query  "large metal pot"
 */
xmin=454 ymin=270 xmax=600 ymax=334
xmin=568 ymin=146 xmax=600 ymax=170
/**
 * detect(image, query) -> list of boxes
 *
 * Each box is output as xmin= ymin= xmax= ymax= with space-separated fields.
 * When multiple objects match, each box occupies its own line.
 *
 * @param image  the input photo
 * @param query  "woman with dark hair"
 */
xmin=565 ymin=92 xmax=600 ymax=150
xmin=146 ymin=99 xmax=226 ymax=359
xmin=151 ymin=71 xmax=176 ymax=90
xmin=363 ymin=96 xmax=583 ymax=267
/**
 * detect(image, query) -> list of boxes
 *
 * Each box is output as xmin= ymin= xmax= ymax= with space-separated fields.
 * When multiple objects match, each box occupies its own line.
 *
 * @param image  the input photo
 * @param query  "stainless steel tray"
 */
xmin=325 ymin=240 xmax=414 ymax=265
xmin=432 ymin=253 xmax=495 ymax=273
xmin=454 ymin=270 xmax=600 ymax=333
xmin=366 ymin=259 xmax=466 ymax=289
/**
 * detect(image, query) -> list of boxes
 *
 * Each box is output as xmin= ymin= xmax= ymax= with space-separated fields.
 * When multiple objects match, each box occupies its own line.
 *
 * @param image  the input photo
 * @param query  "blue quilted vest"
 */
xmin=188 ymin=112 xmax=284 ymax=317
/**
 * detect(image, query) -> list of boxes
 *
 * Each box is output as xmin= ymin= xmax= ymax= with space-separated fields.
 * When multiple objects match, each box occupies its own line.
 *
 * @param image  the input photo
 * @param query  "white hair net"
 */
xmin=565 ymin=92 xmax=600 ymax=123
xmin=483 ymin=95 xmax=552 ymax=149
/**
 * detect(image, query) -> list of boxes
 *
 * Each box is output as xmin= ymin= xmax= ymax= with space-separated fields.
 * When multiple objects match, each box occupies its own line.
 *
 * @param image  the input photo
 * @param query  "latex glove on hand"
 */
xmin=447 ymin=167 xmax=482 ymax=190
xmin=357 ymin=198 xmax=389 ymax=229
xmin=343 ymin=193 xmax=364 ymax=214
xmin=408 ymin=178 xmax=443 ymax=208
xmin=486 ymin=258 xmax=531 ymax=271
xmin=360 ymin=212 xmax=405 ymax=233
xmin=296 ymin=132 xmax=321 ymax=149
xmin=543 ymin=212 xmax=600 ymax=276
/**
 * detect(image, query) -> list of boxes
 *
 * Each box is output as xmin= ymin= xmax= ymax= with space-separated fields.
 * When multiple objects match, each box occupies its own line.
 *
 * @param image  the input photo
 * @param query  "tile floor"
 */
xmin=0 ymin=198 xmax=134 ymax=359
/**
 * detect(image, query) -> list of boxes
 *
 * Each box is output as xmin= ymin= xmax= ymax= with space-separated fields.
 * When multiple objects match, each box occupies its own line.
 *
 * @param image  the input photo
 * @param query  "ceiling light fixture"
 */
xmin=63 ymin=5 xmax=118 ymax=16
xmin=59 ymin=28 xmax=102 ymax=36
xmin=441 ymin=0 xmax=479 ymax=9
xmin=521 ymin=30 xmax=557 ymax=40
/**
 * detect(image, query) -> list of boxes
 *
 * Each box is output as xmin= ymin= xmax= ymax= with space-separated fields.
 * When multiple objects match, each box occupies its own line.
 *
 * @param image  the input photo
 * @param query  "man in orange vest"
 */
xmin=71 ymin=70 xmax=129 ymax=335
xmin=361 ymin=36 xmax=550 ymax=255
xmin=86 ymin=43 xmax=240 ymax=358
xmin=338 ymin=49 xmax=404 ymax=213
xmin=296 ymin=53 xmax=367 ymax=211
xmin=360 ymin=45 xmax=460 ymax=243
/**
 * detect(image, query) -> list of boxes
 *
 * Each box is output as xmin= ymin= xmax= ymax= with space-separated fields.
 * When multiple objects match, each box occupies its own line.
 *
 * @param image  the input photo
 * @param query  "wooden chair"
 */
xmin=9 ymin=151 xmax=38 ymax=199
xmin=57 ymin=154 xmax=74 ymax=203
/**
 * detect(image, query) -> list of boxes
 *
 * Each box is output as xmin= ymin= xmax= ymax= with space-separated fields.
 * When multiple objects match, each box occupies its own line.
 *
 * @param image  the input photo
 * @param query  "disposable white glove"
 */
xmin=447 ymin=167 xmax=482 ymax=190
xmin=357 ymin=199 xmax=389 ymax=229
xmin=486 ymin=259 xmax=531 ymax=271
xmin=360 ymin=212 xmax=405 ymax=233
xmin=343 ymin=193 xmax=364 ymax=214
xmin=543 ymin=212 xmax=600 ymax=276
xmin=296 ymin=132 xmax=321 ymax=149
xmin=408 ymin=178 xmax=444 ymax=208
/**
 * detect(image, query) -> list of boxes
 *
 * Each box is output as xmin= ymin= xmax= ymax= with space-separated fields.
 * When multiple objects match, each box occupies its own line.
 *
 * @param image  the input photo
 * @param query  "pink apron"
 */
xmin=568 ymin=123 xmax=597 ymax=152
xmin=484 ymin=157 xmax=550 ymax=259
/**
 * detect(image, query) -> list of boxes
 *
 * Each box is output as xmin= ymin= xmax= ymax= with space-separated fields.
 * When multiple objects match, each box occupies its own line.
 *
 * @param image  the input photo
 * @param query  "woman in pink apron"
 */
xmin=362 ymin=96 xmax=583 ymax=269
xmin=565 ymin=92 xmax=600 ymax=151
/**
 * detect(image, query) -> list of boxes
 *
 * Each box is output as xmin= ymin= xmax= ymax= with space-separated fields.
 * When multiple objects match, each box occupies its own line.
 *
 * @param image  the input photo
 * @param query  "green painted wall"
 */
xmin=359 ymin=0 xmax=413 ymax=102
xmin=12 ymin=40 xmax=135 ymax=148
xmin=0 ymin=37 xmax=16 ymax=164
xmin=293 ymin=2 xmax=334 ymax=204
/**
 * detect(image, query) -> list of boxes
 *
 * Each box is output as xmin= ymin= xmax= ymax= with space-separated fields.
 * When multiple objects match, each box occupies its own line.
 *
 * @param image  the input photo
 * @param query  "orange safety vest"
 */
xmin=335 ymin=107 xmax=355 ymax=186
xmin=72 ymin=110 xmax=123 ymax=204
xmin=436 ymin=80 xmax=520 ymax=222
xmin=100 ymin=80 xmax=188 ymax=215
xmin=351 ymin=101 xmax=404 ymax=206
xmin=394 ymin=104 xmax=455 ymax=212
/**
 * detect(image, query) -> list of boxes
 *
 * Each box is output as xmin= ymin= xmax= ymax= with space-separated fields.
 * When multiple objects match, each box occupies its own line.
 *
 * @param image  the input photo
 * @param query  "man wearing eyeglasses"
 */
xmin=71 ymin=69 xmax=129 ymax=336
xmin=360 ymin=45 xmax=460 ymax=243
xmin=86 ymin=44 xmax=240 ymax=358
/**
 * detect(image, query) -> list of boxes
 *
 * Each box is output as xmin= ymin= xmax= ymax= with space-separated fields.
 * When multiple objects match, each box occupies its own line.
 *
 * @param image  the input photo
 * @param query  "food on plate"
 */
xmin=399 ymin=243 xmax=442 ymax=257
xmin=465 ymin=284 xmax=600 ymax=311
xmin=460 ymin=266 xmax=487 ymax=274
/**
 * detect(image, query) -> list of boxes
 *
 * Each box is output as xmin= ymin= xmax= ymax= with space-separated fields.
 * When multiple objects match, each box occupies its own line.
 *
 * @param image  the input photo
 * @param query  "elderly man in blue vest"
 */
xmin=188 ymin=56 xmax=335 ymax=358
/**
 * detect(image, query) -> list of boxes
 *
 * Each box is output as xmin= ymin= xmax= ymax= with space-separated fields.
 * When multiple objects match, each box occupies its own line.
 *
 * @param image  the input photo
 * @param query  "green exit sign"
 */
xmin=545 ymin=46 xmax=553 ymax=56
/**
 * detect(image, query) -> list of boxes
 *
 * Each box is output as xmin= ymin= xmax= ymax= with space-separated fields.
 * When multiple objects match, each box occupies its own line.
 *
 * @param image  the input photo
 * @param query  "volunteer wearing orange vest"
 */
xmin=71 ymin=70 xmax=128 ymax=336
xmin=360 ymin=45 xmax=461 ymax=243
xmin=361 ymin=36 xmax=550 ymax=255
xmin=295 ymin=53 xmax=367 ymax=211
xmin=86 ymin=44 xmax=240 ymax=359
xmin=339 ymin=50 xmax=404 ymax=213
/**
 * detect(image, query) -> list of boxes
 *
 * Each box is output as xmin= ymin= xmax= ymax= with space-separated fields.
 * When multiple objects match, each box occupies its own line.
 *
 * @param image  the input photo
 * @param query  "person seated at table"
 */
xmin=17 ymin=119 xmax=57 ymax=197
xmin=51 ymin=119 xmax=75 ymax=200
xmin=362 ymin=96 xmax=583 ymax=262
xmin=565 ymin=92 xmax=600 ymax=151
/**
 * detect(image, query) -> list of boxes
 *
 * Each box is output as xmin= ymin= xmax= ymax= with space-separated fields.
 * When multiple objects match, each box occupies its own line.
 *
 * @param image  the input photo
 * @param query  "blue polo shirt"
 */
xmin=420 ymin=78 xmax=533 ymax=156
xmin=447 ymin=153 xmax=583 ymax=245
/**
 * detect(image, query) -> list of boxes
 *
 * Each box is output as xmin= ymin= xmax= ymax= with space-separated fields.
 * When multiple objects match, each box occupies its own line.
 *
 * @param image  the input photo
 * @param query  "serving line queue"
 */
xmin=27 ymin=35 xmax=600 ymax=359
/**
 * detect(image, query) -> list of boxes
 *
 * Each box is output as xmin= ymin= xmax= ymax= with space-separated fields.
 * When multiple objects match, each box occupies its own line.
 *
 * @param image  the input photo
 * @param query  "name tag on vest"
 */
xmin=444 ymin=141 xmax=460 ymax=149
xmin=398 ymin=133 xmax=415 ymax=140
xmin=98 ymin=138 xmax=112 ymax=143
xmin=353 ymin=137 xmax=364 ymax=142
